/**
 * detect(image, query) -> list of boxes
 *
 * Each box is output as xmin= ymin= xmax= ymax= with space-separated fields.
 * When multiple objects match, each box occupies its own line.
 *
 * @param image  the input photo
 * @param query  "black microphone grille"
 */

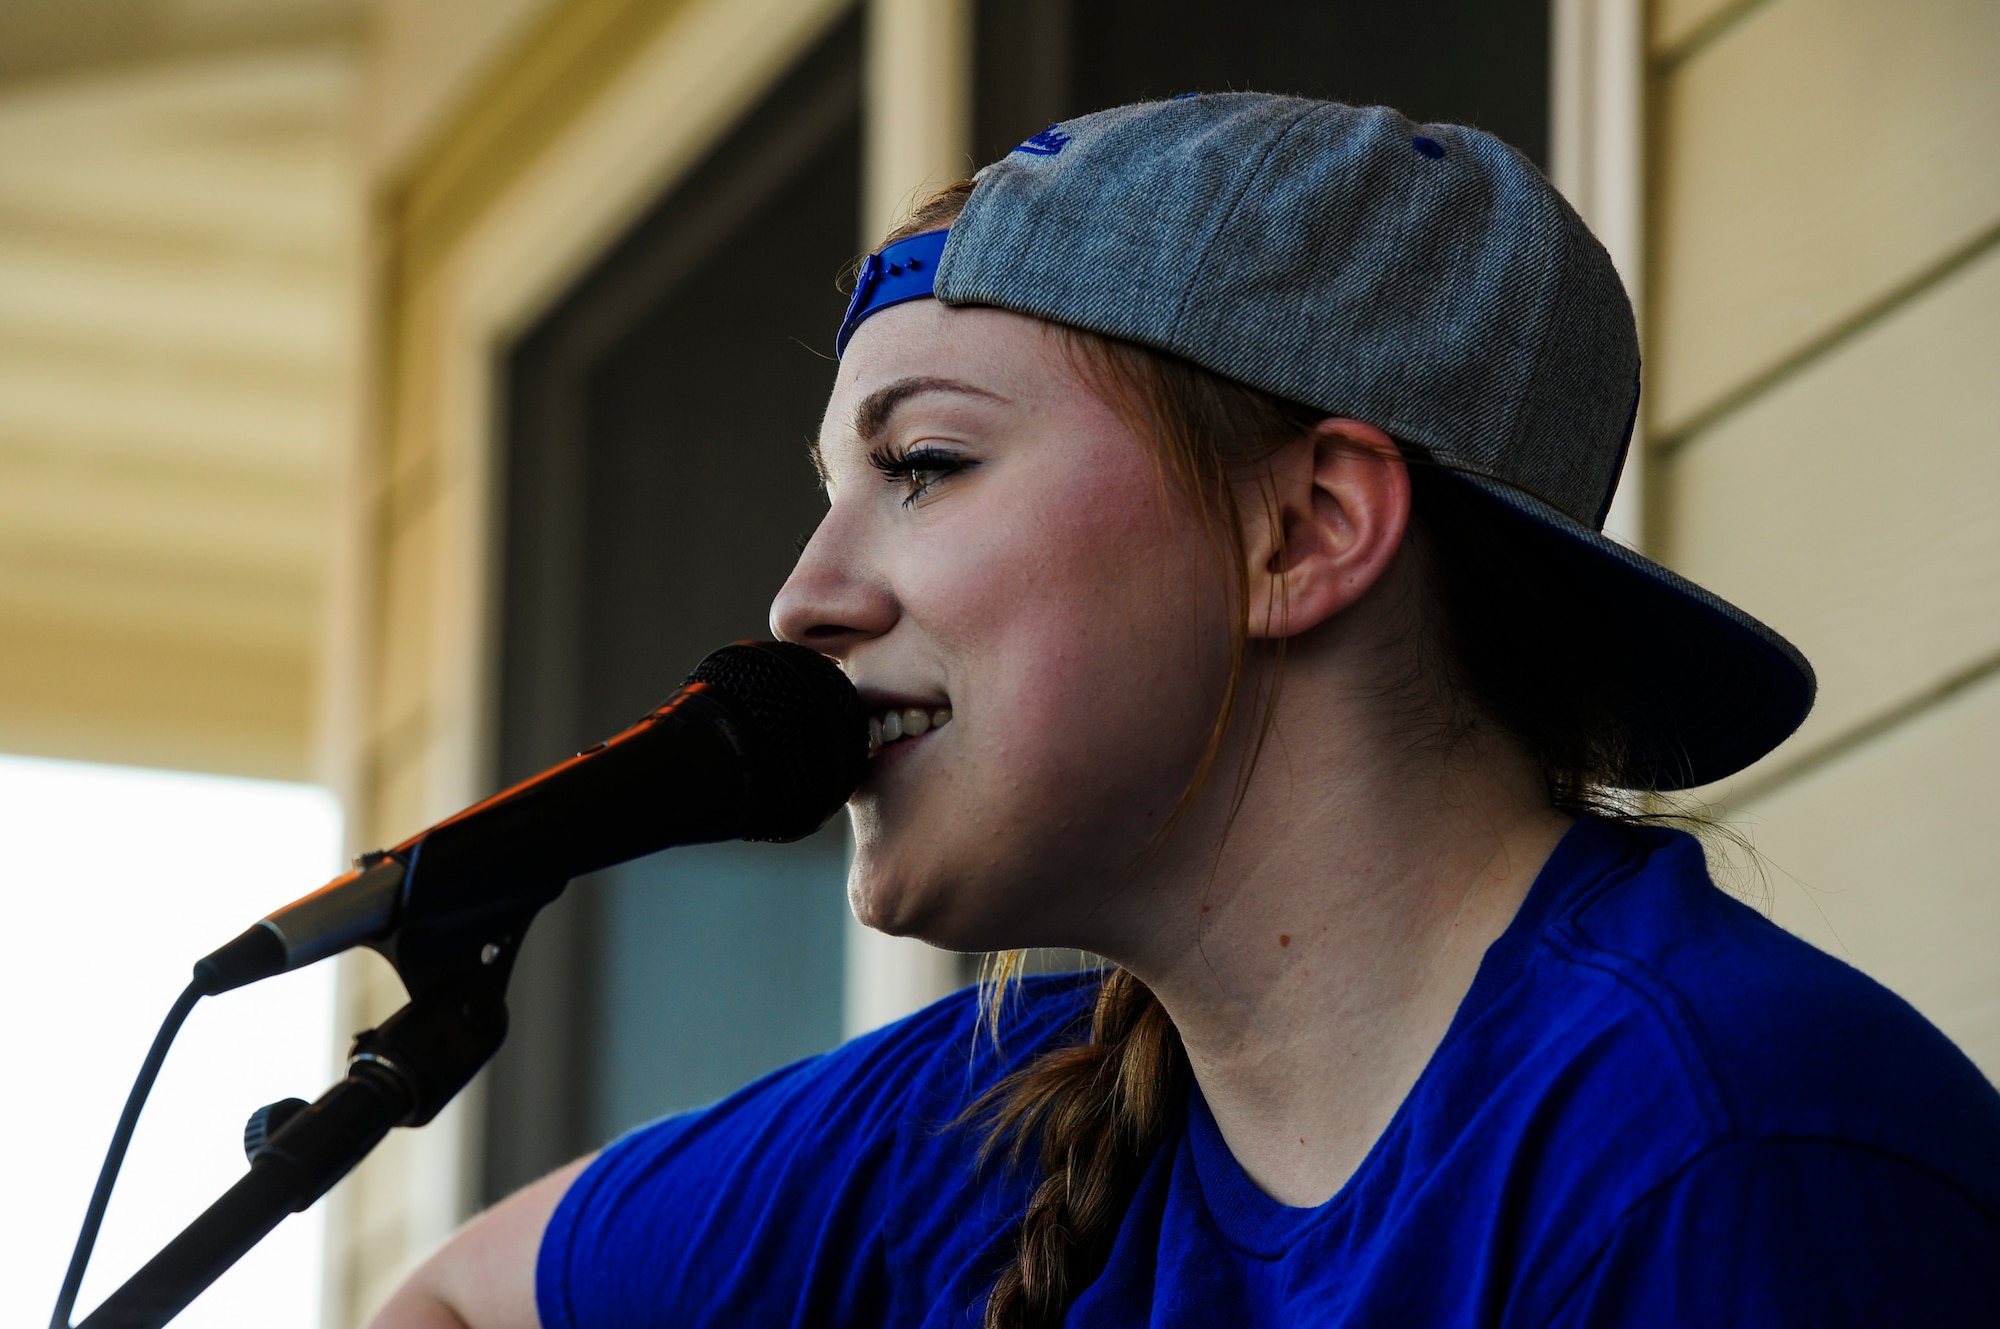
xmin=684 ymin=640 xmax=867 ymax=841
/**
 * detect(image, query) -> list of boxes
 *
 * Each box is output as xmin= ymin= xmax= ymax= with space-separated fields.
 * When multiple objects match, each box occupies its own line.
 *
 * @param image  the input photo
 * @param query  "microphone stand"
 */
xmin=59 ymin=641 xmax=863 ymax=1327
xmin=73 ymin=882 xmax=563 ymax=1329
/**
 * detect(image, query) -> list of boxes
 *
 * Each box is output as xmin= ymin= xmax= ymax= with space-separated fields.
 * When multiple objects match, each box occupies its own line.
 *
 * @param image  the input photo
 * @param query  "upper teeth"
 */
xmin=869 ymin=705 xmax=952 ymax=753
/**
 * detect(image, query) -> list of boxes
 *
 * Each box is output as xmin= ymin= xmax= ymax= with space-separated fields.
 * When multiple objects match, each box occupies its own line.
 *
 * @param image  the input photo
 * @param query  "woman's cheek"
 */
xmin=948 ymin=520 xmax=1221 ymax=835
xmin=852 ymin=418 xmax=1227 ymax=940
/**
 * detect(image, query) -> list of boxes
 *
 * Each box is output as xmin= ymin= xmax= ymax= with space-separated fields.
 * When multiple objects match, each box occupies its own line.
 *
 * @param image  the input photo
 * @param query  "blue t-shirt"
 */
xmin=537 ymin=819 xmax=2000 ymax=1326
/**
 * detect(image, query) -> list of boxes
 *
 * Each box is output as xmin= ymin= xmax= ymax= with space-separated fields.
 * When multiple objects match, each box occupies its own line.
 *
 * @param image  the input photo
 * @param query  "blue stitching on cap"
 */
xmin=1014 ymin=124 xmax=1072 ymax=156
xmin=1171 ymin=91 xmax=1200 ymax=100
xmin=1412 ymin=135 xmax=1445 ymax=159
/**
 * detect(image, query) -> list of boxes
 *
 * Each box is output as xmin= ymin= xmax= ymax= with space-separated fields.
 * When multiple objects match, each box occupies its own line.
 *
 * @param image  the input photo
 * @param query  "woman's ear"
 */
xmin=1243 ymin=418 xmax=1411 ymax=640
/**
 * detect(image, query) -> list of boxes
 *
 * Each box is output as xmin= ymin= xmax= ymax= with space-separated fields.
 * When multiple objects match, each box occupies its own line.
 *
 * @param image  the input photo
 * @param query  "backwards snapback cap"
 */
xmin=837 ymin=94 xmax=1814 ymax=791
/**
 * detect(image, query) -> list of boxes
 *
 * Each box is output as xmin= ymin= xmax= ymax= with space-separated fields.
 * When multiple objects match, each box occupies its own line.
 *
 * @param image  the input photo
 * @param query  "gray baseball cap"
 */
xmin=838 ymin=93 xmax=1814 ymax=790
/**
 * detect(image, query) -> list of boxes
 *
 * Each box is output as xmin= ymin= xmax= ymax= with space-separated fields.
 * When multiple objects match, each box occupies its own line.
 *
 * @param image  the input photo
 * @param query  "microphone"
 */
xmin=194 ymin=640 xmax=866 ymax=997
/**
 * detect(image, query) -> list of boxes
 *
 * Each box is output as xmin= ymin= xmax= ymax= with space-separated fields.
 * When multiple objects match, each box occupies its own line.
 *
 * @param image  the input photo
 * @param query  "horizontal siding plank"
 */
xmin=0 ymin=51 xmax=353 ymax=255
xmin=0 ymin=448 xmax=326 ymax=567
xmin=0 ymin=555 xmax=319 ymax=654
xmin=0 ymin=241 xmax=348 ymax=372
xmin=1650 ymin=0 xmax=2000 ymax=436
xmin=1731 ymin=668 xmax=2000 ymax=1081
xmin=0 ymin=612 xmax=309 ymax=779
xmin=1662 ymin=243 xmax=2000 ymax=783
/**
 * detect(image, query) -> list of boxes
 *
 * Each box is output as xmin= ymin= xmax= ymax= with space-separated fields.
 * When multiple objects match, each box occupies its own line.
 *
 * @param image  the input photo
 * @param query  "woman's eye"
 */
xmin=867 ymin=445 xmax=970 ymax=506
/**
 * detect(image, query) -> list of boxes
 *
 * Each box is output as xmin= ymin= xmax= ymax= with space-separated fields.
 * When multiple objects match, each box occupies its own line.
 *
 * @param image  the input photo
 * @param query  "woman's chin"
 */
xmin=846 ymin=864 xmax=943 ymax=938
xmin=847 ymin=865 xmax=1010 ymax=953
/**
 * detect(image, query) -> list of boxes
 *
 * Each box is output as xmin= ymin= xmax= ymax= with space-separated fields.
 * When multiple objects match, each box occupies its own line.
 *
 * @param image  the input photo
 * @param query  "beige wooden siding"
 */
xmin=1650 ymin=0 xmax=2000 ymax=1075
xmin=0 ymin=50 xmax=359 ymax=780
xmin=1747 ymin=671 xmax=2000 ymax=1079
xmin=1664 ymin=245 xmax=2000 ymax=777
xmin=1651 ymin=0 xmax=2000 ymax=439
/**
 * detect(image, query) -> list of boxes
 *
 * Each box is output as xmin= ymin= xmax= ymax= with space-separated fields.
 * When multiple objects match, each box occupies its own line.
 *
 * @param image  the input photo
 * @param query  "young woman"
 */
xmin=375 ymin=96 xmax=2000 ymax=1328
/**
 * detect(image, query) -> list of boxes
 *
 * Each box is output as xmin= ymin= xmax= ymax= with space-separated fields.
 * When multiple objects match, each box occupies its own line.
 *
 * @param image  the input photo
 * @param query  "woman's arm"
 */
xmin=366 ymin=1155 xmax=595 ymax=1329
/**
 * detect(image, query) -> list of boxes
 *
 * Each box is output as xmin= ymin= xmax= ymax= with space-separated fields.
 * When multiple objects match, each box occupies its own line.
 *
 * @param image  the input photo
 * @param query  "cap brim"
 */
xmin=1445 ymin=471 xmax=1816 ymax=791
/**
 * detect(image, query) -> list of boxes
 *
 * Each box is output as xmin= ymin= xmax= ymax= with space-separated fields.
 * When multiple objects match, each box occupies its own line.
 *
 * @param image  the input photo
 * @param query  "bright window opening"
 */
xmin=0 ymin=753 xmax=341 ymax=1328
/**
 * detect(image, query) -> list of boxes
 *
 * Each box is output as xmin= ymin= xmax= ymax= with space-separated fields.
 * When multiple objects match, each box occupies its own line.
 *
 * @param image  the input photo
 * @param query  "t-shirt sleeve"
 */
xmin=534 ymin=974 xmax=1097 ymax=1329
xmin=1546 ymin=1137 xmax=2000 ymax=1327
xmin=535 ymin=1022 xmax=944 ymax=1329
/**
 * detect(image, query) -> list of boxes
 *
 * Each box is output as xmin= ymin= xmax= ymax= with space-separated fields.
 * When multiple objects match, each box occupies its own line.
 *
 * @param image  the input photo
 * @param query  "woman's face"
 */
xmin=772 ymin=300 xmax=1237 ymax=955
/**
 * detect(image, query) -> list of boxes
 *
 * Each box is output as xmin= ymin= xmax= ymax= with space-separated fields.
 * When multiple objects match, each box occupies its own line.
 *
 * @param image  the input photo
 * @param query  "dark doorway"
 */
xmin=975 ymin=0 xmax=1549 ymax=173
xmin=483 ymin=13 xmax=861 ymax=1202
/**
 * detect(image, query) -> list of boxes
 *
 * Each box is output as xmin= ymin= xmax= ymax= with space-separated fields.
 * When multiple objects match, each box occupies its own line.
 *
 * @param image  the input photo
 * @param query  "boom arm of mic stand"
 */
xmin=74 ymin=893 xmax=555 ymax=1329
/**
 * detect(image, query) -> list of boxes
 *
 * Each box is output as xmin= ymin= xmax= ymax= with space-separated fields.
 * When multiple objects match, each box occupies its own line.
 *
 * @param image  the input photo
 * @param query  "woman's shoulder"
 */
xmin=1530 ymin=819 xmax=2000 ymax=1205
xmin=1379 ymin=820 xmax=2000 ymax=1322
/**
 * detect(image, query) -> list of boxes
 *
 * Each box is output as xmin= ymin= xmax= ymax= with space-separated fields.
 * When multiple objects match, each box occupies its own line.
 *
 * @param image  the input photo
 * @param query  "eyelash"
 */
xmin=867 ymin=443 xmax=971 ymax=506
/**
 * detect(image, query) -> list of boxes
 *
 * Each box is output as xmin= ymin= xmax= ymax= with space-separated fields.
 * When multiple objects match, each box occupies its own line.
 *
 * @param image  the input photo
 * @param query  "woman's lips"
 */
xmin=859 ymin=710 xmax=949 ymax=786
xmin=863 ymin=726 xmax=933 ymax=777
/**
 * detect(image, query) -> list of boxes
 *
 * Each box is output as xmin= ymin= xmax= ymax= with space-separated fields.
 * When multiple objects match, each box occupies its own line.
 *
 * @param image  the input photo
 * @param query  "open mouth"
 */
xmin=868 ymin=704 xmax=952 ymax=757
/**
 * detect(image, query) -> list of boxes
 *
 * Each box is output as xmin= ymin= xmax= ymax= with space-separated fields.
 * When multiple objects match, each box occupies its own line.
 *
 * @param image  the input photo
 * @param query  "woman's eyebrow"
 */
xmin=853 ymin=376 xmax=1007 ymax=442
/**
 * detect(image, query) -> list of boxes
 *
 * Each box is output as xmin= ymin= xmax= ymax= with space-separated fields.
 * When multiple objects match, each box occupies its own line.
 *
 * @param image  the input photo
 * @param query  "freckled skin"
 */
xmin=772 ymin=301 xmax=1236 ymax=954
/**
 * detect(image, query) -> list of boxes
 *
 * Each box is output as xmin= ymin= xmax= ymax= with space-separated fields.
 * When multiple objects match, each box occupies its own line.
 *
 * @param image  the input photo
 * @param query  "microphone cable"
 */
xmin=48 ymin=980 xmax=204 ymax=1329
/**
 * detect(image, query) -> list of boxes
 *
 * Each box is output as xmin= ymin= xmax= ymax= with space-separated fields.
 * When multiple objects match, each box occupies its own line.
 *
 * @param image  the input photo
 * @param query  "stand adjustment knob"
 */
xmin=242 ymin=1097 xmax=310 ymax=1161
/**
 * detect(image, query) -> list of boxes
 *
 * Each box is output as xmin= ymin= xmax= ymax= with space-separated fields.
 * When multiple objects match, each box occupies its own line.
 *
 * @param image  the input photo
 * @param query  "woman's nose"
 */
xmin=770 ymin=514 xmax=896 ymax=654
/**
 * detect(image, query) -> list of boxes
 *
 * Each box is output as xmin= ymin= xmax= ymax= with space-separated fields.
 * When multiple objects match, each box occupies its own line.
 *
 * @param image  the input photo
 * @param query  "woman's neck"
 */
xmin=1112 ymin=696 xmax=1572 ymax=1208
